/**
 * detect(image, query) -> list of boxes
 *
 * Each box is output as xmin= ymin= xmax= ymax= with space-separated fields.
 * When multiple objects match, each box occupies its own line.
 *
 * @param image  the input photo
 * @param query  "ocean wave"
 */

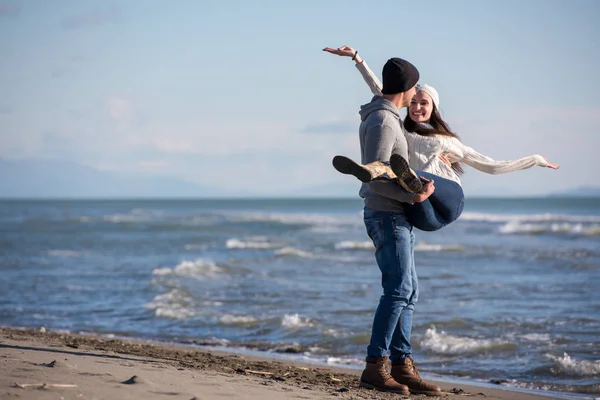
xmin=519 ymin=333 xmax=552 ymax=342
xmin=461 ymin=211 xmax=600 ymax=224
xmin=414 ymin=243 xmax=464 ymax=252
xmin=219 ymin=314 xmax=258 ymax=325
xmin=326 ymin=356 xmax=363 ymax=366
xmin=334 ymin=241 xmax=464 ymax=252
xmin=102 ymin=208 xmax=165 ymax=223
xmin=281 ymin=314 xmax=315 ymax=330
xmin=226 ymin=238 xmax=286 ymax=249
xmin=334 ymin=241 xmax=373 ymax=250
xmin=499 ymin=221 xmax=600 ymax=236
xmin=274 ymin=247 xmax=314 ymax=258
xmin=419 ymin=326 xmax=514 ymax=354
xmin=546 ymin=353 xmax=600 ymax=377
xmin=145 ymin=289 xmax=195 ymax=319
xmin=225 ymin=211 xmax=362 ymax=230
xmin=152 ymin=259 xmax=222 ymax=279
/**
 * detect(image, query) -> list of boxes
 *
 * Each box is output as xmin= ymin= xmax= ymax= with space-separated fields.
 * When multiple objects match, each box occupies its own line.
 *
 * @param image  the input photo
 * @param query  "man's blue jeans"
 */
xmin=364 ymin=207 xmax=417 ymax=363
xmin=405 ymin=171 xmax=465 ymax=232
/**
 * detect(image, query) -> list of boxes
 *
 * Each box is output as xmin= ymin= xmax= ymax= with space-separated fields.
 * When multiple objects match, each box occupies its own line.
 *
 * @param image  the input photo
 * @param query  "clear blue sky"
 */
xmin=1 ymin=0 xmax=599 ymax=196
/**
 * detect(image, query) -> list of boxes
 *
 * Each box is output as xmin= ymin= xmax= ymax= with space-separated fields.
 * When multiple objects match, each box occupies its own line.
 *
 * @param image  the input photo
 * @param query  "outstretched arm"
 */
xmin=448 ymin=138 xmax=559 ymax=174
xmin=323 ymin=45 xmax=383 ymax=96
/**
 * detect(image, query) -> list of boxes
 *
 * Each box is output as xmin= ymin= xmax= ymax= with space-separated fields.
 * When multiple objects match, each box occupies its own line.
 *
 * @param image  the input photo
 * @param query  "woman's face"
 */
xmin=408 ymin=91 xmax=434 ymax=123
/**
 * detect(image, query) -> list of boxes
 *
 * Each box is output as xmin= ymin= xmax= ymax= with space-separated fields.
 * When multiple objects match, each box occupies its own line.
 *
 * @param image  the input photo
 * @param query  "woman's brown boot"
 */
xmin=389 ymin=153 xmax=423 ymax=193
xmin=332 ymin=155 xmax=395 ymax=183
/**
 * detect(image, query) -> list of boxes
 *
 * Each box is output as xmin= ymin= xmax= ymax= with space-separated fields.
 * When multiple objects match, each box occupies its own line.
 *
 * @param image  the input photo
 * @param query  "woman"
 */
xmin=324 ymin=45 xmax=559 ymax=231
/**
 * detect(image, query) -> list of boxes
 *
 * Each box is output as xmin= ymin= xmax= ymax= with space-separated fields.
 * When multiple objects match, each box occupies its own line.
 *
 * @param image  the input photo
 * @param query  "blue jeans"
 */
xmin=405 ymin=171 xmax=465 ymax=232
xmin=364 ymin=207 xmax=417 ymax=363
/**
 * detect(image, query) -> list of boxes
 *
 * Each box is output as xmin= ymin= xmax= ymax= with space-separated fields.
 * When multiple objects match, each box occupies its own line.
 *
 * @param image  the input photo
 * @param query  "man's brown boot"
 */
xmin=391 ymin=357 xmax=441 ymax=396
xmin=359 ymin=356 xmax=409 ymax=395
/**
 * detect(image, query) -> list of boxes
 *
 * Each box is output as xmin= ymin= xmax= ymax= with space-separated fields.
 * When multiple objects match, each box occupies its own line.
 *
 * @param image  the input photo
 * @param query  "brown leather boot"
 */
xmin=332 ymin=155 xmax=396 ymax=183
xmin=391 ymin=357 xmax=441 ymax=396
xmin=389 ymin=153 xmax=423 ymax=193
xmin=359 ymin=356 xmax=409 ymax=395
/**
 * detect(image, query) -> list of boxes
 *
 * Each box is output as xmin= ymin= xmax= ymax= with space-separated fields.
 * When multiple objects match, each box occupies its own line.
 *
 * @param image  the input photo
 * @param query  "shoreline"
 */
xmin=1 ymin=327 xmax=572 ymax=400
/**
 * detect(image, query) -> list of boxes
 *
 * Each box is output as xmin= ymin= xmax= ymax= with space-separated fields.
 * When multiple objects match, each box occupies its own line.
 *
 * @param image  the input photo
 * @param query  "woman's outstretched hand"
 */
xmin=323 ymin=45 xmax=362 ymax=63
xmin=544 ymin=158 xmax=560 ymax=170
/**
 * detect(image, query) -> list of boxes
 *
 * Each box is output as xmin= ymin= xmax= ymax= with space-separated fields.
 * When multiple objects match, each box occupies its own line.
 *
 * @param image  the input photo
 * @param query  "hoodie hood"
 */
xmin=359 ymin=96 xmax=401 ymax=122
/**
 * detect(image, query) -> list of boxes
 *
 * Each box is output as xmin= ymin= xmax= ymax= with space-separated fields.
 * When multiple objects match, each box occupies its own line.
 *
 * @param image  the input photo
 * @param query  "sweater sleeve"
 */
xmin=355 ymin=60 xmax=383 ymax=97
xmin=448 ymin=138 xmax=549 ymax=175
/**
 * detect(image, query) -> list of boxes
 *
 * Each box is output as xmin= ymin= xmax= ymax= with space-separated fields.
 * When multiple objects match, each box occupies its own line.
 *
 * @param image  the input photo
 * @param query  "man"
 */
xmin=354 ymin=57 xmax=441 ymax=395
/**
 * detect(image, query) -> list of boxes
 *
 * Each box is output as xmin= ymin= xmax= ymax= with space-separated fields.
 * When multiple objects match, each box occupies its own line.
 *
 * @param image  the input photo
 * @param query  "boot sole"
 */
xmin=390 ymin=154 xmax=423 ymax=193
xmin=359 ymin=381 xmax=410 ymax=395
xmin=332 ymin=155 xmax=372 ymax=183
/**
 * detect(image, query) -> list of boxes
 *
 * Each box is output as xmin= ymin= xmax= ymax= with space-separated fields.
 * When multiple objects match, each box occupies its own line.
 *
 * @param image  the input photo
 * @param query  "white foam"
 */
xmin=145 ymin=289 xmax=195 ymax=319
xmin=519 ymin=333 xmax=551 ymax=342
xmin=414 ymin=243 xmax=464 ymax=252
xmin=546 ymin=353 xmax=600 ymax=376
xmin=154 ymin=307 xmax=195 ymax=319
xmin=184 ymin=243 xmax=209 ymax=250
xmin=226 ymin=238 xmax=285 ymax=249
xmin=103 ymin=208 xmax=164 ymax=223
xmin=461 ymin=211 xmax=600 ymax=224
xmin=220 ymin=315 xmax=257 ymax=324
xmin=103 ymin=214 xmax=141 ymax=223
xmin=334 ymin=241 xmax=463 ymax=252
xmin=152 ymin=259 xmax=222 ymax=279
xmin=228 ymin=211 xmax=359 ymax=226
xmin=419 ymin=326 xmax=512 ymax=354
xmin=274 ymin=247 xmax=314 ymax=258
xmin=151 ymin=267 xmax=173 ymax=276
xmin=335 ymin=241 xmax=373 ymax=250
xmin=499 ymin=221 xmax=600 ymax=236
xmin=281 ymin=314 xmax=315 ymax=330
xmin=326 ymin=357 xmax=363 ymax=366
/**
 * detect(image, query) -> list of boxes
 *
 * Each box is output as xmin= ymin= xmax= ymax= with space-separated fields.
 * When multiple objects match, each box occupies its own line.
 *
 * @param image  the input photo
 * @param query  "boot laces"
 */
xmin=406 ymin=358 xmax=423 ymax=380
xmin=377 ymin=362 xmax=395 ymax=383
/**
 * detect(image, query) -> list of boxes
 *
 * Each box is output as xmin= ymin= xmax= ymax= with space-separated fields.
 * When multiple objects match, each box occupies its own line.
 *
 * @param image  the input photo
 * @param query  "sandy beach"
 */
xmin=0 ymin=327 xmax=561 ymax=400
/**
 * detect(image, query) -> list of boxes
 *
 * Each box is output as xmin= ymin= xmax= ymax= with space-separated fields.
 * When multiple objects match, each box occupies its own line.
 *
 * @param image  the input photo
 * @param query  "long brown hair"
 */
xmin=404 ymin=105 xmax=464 ymax=175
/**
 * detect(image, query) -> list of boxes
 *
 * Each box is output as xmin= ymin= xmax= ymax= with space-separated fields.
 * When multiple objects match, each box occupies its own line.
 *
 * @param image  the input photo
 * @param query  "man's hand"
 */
xmin=322 ymin=45 xmax=362 ymax=63
xmin=439 ymin=154 xmax=451 ymax=168
xmin=413 ymin=178 xmax=435 ymax=203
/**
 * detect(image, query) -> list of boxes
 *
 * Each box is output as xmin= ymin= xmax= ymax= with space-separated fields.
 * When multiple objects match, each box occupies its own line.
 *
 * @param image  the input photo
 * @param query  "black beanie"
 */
xmin=381 ymin=57 xmax=420 ymax=95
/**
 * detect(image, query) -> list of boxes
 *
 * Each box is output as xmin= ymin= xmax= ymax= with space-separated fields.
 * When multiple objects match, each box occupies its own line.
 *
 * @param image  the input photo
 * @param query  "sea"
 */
xmin=1 ymin=197 xmax=599 ymax=398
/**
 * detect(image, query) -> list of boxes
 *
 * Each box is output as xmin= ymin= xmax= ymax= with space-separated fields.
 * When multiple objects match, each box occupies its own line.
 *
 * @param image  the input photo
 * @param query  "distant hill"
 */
xmin=0 ymin=159 xmax=243 ymax=198
xmin=546 ymin=186 xmax=600 ymax=198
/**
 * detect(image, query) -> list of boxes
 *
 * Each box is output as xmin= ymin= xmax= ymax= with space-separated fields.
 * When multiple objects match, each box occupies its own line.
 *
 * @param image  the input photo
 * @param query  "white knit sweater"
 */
xmin=355 ymin=61 xmax=548 ymax=184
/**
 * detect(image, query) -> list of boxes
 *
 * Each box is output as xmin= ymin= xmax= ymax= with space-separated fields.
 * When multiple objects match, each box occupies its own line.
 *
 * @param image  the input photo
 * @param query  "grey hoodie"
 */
xmin=358 ymin=96 xmax=415 ymax=212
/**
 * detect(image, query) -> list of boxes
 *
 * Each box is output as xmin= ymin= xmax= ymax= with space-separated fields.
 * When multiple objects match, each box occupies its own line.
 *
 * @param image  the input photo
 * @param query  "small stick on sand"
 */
xmin=14 ymin=382 xmax=77 ymax=389
xmin=244 ymin=370 xmax=274 ymax=376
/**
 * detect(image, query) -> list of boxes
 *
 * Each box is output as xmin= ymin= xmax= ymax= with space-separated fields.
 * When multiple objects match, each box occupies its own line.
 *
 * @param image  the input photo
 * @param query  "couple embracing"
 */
xmin=324 ymin=45 xmax=558 ymax=395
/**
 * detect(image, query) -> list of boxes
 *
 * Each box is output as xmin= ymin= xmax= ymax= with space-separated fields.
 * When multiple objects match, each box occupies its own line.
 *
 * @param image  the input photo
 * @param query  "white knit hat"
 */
xmin=416 ymin=84 xmax=440 ymax=109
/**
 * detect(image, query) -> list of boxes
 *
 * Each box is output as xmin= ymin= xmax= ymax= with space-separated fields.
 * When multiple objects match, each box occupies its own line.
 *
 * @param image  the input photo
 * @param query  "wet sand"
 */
xmin=0 ymin=327 xmax=558 ymax=400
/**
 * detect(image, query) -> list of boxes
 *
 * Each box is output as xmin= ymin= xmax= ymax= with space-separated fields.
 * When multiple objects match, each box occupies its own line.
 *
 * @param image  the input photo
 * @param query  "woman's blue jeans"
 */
xmin=364 ymin=207 xmax=417 ymax=363
xmin=405 ymin=171 xmax=465 ymax=232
